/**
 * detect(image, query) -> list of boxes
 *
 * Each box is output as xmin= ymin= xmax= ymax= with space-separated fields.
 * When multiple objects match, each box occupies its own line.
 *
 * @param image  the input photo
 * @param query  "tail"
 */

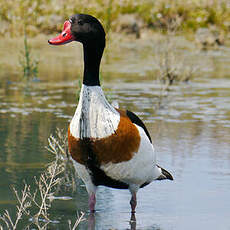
xmin=156 ymin=165 xmax=173 ymax=181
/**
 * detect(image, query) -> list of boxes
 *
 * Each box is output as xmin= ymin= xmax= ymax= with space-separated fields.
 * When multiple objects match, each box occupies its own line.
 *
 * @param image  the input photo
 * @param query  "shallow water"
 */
xmin=0 ymin=35 xmax=230 ymax=229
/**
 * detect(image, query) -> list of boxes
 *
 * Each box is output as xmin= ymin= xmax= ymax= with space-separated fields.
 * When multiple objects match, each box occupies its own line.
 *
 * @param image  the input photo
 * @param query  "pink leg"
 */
xmin=130 ymin=193 xmax=137 ymax=213
xmin=89 ymin=193 xmax=96 ymax=212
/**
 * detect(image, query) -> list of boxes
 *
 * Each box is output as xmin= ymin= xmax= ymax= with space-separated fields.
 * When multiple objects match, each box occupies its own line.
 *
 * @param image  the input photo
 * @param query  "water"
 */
xmin=0 ymin=35 xmax=230 ymax=229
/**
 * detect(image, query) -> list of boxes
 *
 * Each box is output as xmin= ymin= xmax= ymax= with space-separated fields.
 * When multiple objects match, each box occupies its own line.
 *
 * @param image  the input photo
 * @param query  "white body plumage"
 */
xmin=70 ymin=85 xmax=161 ymax=195
xmin=70 ymin=85 xmax=120 ymax=139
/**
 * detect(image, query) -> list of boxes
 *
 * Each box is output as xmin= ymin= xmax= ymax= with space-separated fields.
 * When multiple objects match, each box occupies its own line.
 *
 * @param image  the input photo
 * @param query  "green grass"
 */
xmin=0 ymin=0 xmax=229 ymax=37
xmin=19 ymin=28 xmax=39 ymax=81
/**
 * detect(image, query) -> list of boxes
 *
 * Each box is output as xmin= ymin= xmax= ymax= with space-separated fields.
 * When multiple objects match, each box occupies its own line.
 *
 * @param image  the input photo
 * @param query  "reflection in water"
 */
xmin=129 ymin=213 xmax=136 ymax=230
xmin=1 ymin=77 xmax=230 ymax=229
xmin=0 ymin=50 xmax=230 ymax=229
xmin=85 ymin=211 xmax=163 ymax=230
xmin=87 ymin=212 xmax=137 ymax=230
xmin=88 ymin=213 xmax=95 ymax=230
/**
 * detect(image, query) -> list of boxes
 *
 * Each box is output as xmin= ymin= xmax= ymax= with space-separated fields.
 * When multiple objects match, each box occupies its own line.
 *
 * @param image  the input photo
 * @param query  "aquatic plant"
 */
xmin=19 ymin=29 xmax=39 ymax=81
xmin=0 ymin=129 xmax=83 ymax=230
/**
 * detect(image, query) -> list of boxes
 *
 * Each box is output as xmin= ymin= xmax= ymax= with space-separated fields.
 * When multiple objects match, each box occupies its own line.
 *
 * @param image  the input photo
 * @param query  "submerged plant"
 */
xmin=19 ymin=28 xmax=39 ymax=81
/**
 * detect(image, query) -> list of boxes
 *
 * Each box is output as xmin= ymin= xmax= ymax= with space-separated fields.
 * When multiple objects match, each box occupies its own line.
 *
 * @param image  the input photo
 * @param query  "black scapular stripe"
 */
xmin=126 ymin=110 xmax=152 ymax=143
xmin=80 ymin=138 xmax=129 ymax=189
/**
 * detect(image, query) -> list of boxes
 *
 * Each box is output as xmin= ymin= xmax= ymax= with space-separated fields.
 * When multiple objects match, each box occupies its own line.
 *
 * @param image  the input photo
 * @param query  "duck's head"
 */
xmin=48 ymin=14 xmax=105 ymax=48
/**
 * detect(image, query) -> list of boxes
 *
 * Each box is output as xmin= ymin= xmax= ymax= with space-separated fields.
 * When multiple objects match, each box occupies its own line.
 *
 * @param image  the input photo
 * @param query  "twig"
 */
xmin=0 ymin=128 xmax=82 ymax=229
xmin=68 ymin=212 xmax=85 ymax=230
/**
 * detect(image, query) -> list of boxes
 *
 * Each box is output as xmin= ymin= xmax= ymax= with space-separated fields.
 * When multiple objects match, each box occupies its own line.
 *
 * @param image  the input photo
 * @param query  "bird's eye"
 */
xmin=78 ymin=20 xmax=84 ymax=25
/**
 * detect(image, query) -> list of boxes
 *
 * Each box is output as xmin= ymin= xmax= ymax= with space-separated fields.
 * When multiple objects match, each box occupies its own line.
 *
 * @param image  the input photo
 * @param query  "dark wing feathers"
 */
xmin=126 ymin=110 xmax=152 ymax=143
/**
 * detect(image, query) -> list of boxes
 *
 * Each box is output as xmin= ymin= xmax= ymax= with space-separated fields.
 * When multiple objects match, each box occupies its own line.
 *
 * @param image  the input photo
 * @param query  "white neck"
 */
xmin=70 ymin=84 xmax=120 ymax=139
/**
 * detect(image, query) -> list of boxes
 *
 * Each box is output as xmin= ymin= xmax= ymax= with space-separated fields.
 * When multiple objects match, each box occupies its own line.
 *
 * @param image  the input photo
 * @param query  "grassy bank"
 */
xmin=0 ymin=0 xmax=229 ymax=37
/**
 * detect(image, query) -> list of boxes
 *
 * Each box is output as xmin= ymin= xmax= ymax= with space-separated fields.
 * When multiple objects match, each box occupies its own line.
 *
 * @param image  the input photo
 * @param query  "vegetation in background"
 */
xmin=105 ymin=0 xmax=113 ymax=34
xmin=0 ymin=129 xmax=82 ymax=230
xmin=154 ymin=26 xmax=197 ymax=89
xmin=151 ymin=23 xmax=198 ymax=109
xmin=19 ymin=28 xmax=39 ymax=81
xmin=0 ymin=0 xmax=229 ymax=37
xmin=153 ymin=36 xmax=197 ymax=109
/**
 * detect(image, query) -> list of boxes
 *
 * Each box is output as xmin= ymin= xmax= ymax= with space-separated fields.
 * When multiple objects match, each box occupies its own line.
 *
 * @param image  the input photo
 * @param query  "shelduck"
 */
xmin=48 ymin=14 xmax=173 ymax=213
